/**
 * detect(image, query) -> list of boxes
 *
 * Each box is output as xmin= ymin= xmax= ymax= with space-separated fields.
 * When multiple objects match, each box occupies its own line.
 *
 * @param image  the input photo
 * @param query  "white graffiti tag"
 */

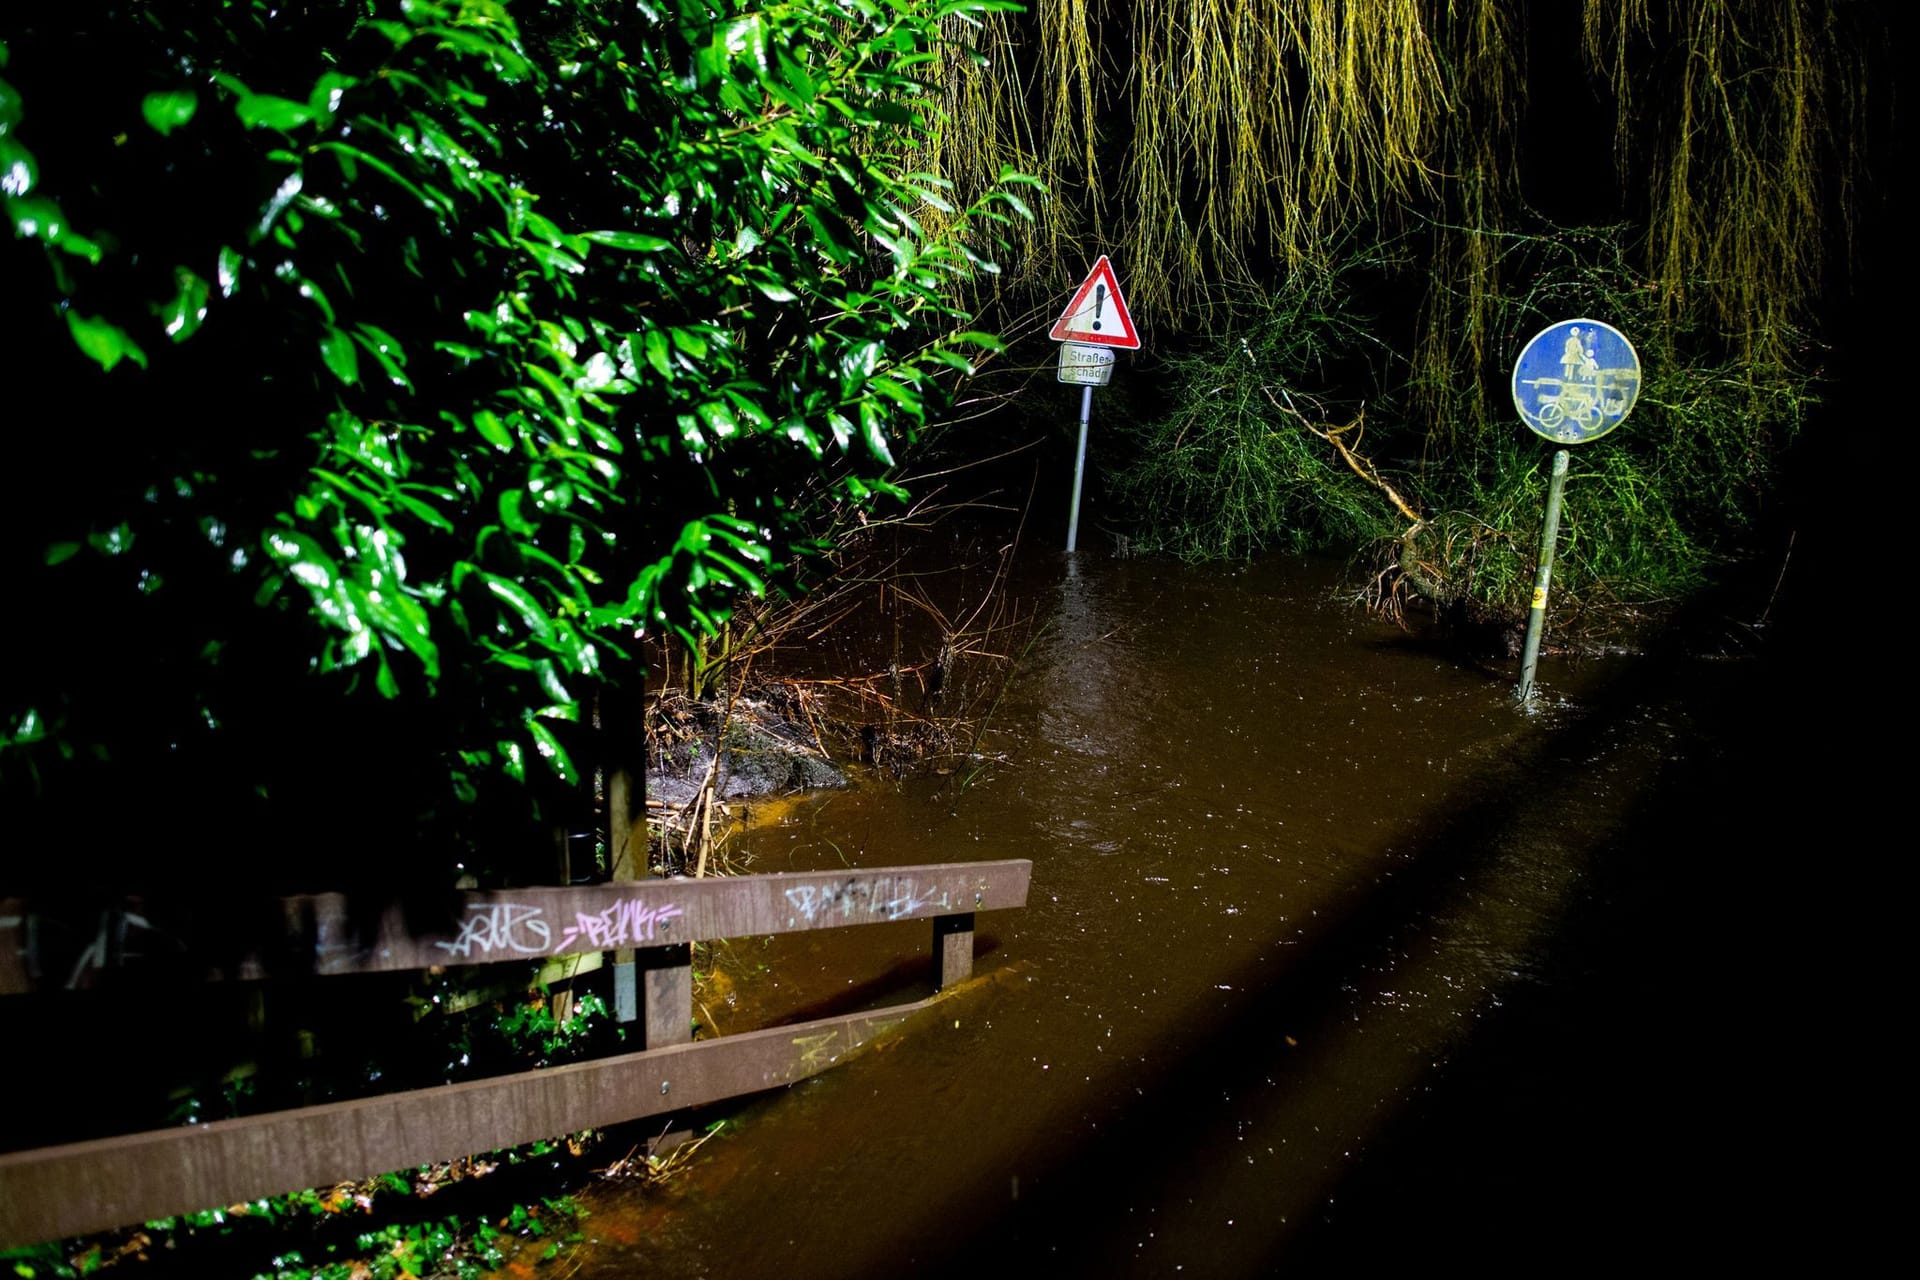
xmin=792 ymin=1030 xmax=840 ymax=1074
xmin=553 ymin=899 xmax=685 ymax=953
xmin=784 ymin=876 xmax=950 ymax=925
xmin=434 ymin=903 xmax=552 ymax=958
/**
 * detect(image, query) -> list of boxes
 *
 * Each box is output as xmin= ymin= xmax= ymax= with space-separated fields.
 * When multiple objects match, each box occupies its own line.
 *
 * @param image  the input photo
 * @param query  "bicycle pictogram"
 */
xmin=1511 ymin=320 xmax=1641 ymax=444
xmin=1520 ymin=371 xmax=1633 ymax=432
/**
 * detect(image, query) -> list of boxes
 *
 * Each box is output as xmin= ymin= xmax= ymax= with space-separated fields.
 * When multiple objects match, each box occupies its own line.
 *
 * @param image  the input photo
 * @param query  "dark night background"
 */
xmin=2 ymin=1 xmax=1910 ymax=1269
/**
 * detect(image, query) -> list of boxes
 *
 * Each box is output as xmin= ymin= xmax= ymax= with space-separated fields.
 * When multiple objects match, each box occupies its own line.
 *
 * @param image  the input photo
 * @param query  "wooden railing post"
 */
xmin=604 ymin=692 xmax=645 ymax=1024
xmin=640 ymin=939 xmax=694 ymax=1151
xmin=640 ymin=942 xmax=692 ymax=1050
xmin=0 ymin=860 xmax=1032 ymax=1248
xmin=933 ymin=912 xmax=975 ymax=990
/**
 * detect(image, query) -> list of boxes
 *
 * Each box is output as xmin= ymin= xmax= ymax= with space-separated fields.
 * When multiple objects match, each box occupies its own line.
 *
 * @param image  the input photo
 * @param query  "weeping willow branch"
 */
xmin=1262 ymin=389 xmax=1421 ymax=526
xmin=1112 ymin=0 xmax=1443 ymax=320
xmin=924 ymin=0 xmax=1874 ymax=400
xmin=1582 ymin=0 xmax=1859 ymax=367
xmin=1409 ymin=0 xmax=1519 ymax=447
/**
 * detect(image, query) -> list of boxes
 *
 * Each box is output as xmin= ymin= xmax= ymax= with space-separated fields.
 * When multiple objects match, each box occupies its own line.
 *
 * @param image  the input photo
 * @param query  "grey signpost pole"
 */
xmin=1051 ymin=256 xmax=1140 ymax=554
xmin=1067 ymin=384 xmax=1093 ymax=553
xmin=1509 ymin=318 xmax=1642 ymax=707
xmin=1516 ymin=448 xmax=1569 ymax=703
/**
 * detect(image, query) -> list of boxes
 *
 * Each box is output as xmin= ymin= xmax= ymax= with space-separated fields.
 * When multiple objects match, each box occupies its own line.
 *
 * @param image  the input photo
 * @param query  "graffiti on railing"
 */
xmin=792 ymin=1030 xmax=840 ymax=1074
xmin=434 ymin=903 xmax=552 ymax=959
xmin=434 ymin=896 xmax=685 ymax=961
xmin=0 ymin=907 xmax=179 ymax=990
xmin=554 ymin=898 xmax=684 ymax=952
xmin=783 ymin=875 xmax=951 ymax=925
xmin=2 ymin=862 xmax=1024 ymax=994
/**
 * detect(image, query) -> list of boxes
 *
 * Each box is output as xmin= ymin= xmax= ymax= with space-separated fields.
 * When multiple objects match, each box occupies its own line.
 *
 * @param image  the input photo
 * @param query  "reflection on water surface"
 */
xmin=551 ymin=547 xmax=1800 ymax=1277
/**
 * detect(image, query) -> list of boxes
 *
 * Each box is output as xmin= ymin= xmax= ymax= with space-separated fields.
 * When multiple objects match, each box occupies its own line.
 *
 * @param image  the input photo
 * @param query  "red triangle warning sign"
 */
xmin=1049 ymin=255 xmax=1141 ymax=349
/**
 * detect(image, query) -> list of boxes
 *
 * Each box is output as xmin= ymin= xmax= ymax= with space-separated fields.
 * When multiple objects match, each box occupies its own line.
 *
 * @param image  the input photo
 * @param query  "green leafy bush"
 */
xmin=0 ymin=0 xmax=1030 ymax=888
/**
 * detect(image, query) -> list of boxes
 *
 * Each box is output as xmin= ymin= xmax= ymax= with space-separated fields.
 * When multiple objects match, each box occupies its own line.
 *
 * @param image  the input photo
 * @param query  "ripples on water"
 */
xmin=558 ymin=549 xmax=1758 ymax=1278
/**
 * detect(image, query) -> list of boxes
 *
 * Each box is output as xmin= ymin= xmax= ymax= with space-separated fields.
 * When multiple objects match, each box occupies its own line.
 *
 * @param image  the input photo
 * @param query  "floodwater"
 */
xmin=539 ymin=542 xmax=1857 ymax=1277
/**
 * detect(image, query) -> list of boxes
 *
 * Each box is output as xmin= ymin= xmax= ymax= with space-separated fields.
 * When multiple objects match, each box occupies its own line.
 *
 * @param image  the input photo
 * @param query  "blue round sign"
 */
xmin=1511 ymin=318 xmax=1642 ymax=443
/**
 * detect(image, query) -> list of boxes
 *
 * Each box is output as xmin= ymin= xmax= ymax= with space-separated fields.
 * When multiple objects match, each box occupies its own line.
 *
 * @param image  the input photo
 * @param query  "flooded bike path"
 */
xmin=553 ymin=549 xmax=1839 ymax=1277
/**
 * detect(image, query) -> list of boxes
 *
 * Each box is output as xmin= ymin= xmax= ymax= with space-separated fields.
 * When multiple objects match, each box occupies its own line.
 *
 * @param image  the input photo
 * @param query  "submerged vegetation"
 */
xmin=1105 ymin=254 xmax=1400 ymax=563
xmin=644 ymin=506 xmax=1041 ymax=876
xmin=1106 ymin=224 xmax=1820 ymax=630
xmin=923 ymin=0 xmax=1877 ymax=635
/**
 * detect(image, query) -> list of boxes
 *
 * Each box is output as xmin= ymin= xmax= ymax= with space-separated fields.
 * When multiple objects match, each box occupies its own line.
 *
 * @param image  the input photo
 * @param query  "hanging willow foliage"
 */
xmin=933 ymin=0 xmax=1447 ymax=316
xmin=928 ymin=7 xmax=1042 ymax=266
xmin=1118 ymin=0 xmax=1444 ymax=314
xmin=1409 ymin=0 xmax=1521 ymax=450
xmin=1582 ymin=0 xmax=1842 ymax=370
xmin=927 ymin=0 xmax=1877 ymax=387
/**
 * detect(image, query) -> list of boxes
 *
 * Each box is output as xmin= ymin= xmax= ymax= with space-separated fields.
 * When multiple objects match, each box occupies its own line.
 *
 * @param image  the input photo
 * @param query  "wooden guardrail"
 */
xmin=0 ymin=859 xmax=1031 ymax=1249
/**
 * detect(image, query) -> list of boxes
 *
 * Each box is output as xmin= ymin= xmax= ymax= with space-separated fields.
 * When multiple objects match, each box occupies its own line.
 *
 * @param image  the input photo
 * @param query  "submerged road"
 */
xmin=541 ymin=540 xmax=1884 ymax=1277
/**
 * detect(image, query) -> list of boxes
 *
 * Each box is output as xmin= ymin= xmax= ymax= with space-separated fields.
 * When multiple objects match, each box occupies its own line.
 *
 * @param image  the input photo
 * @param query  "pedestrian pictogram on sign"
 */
xmin=1511 ymin=318 xmax=1641 ymax=444
xmin=1049 ymin=256 xmax=1141 ymax=349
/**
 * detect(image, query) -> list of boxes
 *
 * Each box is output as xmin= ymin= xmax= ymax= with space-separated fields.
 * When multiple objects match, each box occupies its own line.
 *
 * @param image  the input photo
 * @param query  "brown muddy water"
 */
xmin=534 ymin=545 xmax=1865 ymax=1277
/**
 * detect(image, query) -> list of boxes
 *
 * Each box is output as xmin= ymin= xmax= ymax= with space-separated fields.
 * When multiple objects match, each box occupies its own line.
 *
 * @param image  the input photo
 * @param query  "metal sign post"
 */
xmin=1510 ymin=318 xmax=1642 ymax=704
xmin=1050 ymin=256 xmax=1142 ymax=553
xmin=1516 ymin=449 xmax=1570 ymax=702
xmin=1066 ymin=383 xmax=1094 ymax=552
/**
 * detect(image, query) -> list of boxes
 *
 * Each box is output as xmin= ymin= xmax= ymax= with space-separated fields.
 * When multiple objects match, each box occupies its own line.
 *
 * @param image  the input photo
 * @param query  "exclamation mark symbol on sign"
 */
xmin=1092 ymin=284 xmax=1106 ymax=332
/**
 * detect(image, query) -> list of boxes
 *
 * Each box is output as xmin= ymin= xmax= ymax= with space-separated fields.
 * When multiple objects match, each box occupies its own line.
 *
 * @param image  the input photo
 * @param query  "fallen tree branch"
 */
xmin=1262 ymin=388 xmax=1424 ymax=526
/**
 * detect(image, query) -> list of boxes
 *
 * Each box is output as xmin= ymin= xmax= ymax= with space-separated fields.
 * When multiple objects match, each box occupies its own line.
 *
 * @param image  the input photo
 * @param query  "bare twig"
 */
xmin=1263 ymin=389 xmax=1424 ymax=525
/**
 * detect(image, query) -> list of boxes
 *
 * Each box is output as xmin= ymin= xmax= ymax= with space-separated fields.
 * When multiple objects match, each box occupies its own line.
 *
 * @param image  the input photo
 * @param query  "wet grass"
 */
xmin=1108 ymin=223 xmax=1820 ymax=647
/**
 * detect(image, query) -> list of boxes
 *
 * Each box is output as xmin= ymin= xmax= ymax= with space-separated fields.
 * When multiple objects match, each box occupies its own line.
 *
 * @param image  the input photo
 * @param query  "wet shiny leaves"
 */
xmin=65 ymin=312 xmax=148 ymax=372
xmin=319 ymin=325 xmax=360 ymax=385
xmin=140 ymin=89 xmax=198 ymax=136
xmin=3 ymin=0 xmax=1030 ymax=807
xmin=158 ymin=268 xmax=211 ymax=342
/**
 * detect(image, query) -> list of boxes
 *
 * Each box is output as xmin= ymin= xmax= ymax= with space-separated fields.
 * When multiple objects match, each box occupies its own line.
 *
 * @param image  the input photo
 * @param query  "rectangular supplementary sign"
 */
xmin=1058 ymin=341 xmax=1115 ymax=385
xmin=0 ymin=859 xmax=1033 ymax=991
